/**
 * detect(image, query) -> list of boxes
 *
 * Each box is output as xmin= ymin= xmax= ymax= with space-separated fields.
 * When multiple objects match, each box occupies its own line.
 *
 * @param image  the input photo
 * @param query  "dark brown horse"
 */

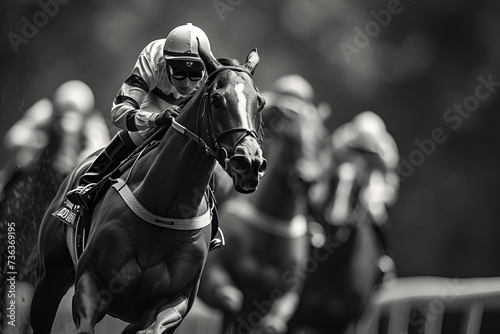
xmin=30 ymin=45 xmax=267 ymax=334
xmin=287 ymin=111 xmax=399 ymax=334
xmin=197 ymin=99 xmax=326 ymax=334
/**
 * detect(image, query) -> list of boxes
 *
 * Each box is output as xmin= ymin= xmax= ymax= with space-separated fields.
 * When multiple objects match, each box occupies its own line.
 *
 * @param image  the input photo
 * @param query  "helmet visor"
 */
xmin=169 ymin=66 xmax=204 ymax=81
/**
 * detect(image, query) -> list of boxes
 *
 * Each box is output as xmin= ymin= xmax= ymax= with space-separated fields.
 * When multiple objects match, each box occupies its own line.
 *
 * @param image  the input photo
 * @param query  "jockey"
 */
xmin=67 ymin=23 xmax=212 ymax=208
xmin=2 ymin=80 xmax=109 ymax=176
xmin=53 ymin=80 xmax=111 ymax=173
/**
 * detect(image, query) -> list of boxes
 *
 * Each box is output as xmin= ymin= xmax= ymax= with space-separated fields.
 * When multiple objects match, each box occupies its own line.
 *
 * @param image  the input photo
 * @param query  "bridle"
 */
xmin=172 ymin=65 xmax=264 ymax=171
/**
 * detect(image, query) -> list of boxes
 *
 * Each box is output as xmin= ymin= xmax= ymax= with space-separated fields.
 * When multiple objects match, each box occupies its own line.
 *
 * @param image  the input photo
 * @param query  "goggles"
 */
xmin=169 ymin=66 xmax=204 ymax=81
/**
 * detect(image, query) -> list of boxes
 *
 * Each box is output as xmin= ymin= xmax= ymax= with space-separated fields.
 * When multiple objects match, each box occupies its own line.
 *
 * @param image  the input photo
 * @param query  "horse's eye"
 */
xmin=211 ymin=93 xmax=223 ymax=109
xmin=258 ymin=95 xmax=266 ymax=111
xmin=216 ymin=78 xmax=225 ymax=90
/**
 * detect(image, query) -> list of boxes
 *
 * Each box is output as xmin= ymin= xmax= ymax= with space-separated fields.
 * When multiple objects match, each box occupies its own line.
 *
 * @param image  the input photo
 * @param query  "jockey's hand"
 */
xmin=154 ymin=105 xmax=181 ymax=126
xmin=166 ymin=105 xmax=182 ymax=117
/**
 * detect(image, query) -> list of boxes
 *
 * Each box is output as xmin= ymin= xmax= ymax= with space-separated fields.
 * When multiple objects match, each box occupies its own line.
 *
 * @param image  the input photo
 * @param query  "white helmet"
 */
xmin=263 ymin=74 xmax=317 ymax=119
xmin=52 ymin=80 xmax=95 ymax=117
xmin=352 ymin=111 xmax=387 ymax=136
xmin=163 ymin=23 xmax=211 ymax=71
xmin=333 ymin=111 xmax=399 ymax=171
xmin=271 ymin=74 xmax=315 ymax=102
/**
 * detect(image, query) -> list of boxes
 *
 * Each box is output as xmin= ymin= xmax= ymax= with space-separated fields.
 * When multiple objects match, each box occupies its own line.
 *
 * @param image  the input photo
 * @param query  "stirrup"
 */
xmin=209 ymin=238 xmax=224 ymax=251
xmin=66 ymin=183 xmax=97 ymax=209
xmin=209 ymin=227 xmax=225 ymax=251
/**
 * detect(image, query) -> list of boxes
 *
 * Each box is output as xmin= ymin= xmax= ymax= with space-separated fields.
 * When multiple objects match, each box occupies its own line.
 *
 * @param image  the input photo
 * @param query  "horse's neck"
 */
xmin=133 ymin=100 xmax=215 ymax=219
xmin=248 ymin=167 xmax=304 ymax=221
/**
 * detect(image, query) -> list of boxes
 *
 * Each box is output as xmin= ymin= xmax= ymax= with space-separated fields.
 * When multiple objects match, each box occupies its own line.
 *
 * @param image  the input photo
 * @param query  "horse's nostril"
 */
xmin=258 ymin=159 xmax=268 ymax=177
xmin=229 ymin=156 xmax=251 ymax=173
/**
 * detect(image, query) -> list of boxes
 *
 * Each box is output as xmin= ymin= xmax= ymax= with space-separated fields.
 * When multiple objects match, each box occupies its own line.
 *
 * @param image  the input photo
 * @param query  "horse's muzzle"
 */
xmin=227 ymin=143 xmax=267 ymax=193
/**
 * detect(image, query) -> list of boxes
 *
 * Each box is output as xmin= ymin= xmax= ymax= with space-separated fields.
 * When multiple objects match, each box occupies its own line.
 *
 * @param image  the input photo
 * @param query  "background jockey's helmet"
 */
xmin=163 ymin=23 xmax=211 ymax=72
xmin=271 ymin=74 xmax=315 ymax=102
xmin=263 ymin=74 xmax=317 ymax=119
xmin=52 ymin=80 xmax=95 ymax=117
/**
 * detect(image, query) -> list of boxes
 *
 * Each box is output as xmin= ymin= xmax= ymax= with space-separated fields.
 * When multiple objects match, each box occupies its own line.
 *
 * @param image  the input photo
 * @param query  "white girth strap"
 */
xmin=111 ymin=178 xmax=212 ymax=230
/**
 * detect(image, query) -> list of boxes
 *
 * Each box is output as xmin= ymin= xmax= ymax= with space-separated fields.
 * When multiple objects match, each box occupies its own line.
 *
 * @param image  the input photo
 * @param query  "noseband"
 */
xmin=172 ymin=66 xmax=263 ymax=170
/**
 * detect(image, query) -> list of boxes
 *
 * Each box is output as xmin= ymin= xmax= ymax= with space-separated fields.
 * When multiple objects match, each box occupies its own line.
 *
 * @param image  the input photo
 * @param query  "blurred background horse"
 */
xmin=196 ymin=75 xmax=327 ymax=334
xmin=0 ymin=80 xmax=109 ymax=334
xmin=287 ymin=111 xmax=399 ymax=334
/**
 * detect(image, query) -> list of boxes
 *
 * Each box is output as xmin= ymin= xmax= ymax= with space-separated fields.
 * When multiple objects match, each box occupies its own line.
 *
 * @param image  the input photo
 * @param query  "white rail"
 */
xmin=355 ymin=276 xmax=500 ymax=334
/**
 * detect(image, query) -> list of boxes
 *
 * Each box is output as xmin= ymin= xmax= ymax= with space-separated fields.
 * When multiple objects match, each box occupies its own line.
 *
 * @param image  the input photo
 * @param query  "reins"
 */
xmin=171 ymin=65 xmax=262 ymax=171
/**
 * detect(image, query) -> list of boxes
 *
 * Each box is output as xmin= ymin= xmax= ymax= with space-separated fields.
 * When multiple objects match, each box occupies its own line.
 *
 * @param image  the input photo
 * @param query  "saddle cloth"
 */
xmin=52 ymin=198 xmax=87 ymax=267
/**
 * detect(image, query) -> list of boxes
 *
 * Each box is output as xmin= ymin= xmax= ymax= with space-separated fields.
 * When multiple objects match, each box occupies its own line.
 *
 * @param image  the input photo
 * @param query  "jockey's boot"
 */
xmin=66 ymin=133 xmax=136 ymax=208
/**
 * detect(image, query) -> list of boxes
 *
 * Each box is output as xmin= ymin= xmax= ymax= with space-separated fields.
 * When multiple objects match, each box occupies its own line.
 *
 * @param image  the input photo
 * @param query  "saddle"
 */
xmin=52 ymin=141 xmax=224 ymax=263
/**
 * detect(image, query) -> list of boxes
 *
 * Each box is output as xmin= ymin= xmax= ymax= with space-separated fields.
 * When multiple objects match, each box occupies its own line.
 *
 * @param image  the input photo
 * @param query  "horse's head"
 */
xmin=261 ymin=102 xmax=325 ymax=191
xmin=196 ymin=43 xmax=267 ymax=193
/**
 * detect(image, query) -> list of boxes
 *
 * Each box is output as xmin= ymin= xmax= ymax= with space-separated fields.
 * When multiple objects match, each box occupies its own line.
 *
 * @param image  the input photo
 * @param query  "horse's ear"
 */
xmin=245 ymin=48 xmax=260 ymax=76
xmin=197 ymin=37 xmax=220 ymax=75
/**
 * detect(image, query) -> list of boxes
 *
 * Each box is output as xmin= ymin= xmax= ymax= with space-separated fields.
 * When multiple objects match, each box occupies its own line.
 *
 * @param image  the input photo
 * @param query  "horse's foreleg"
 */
xmin=137 ymin=294 xmax=189 ymax=334
xmin=222 ymin=311 xmax=237 ymax=334
xmin=258 ymin=290 xmax=301 ymax=334
xmin=31 ymin=269 xmax=74 ymax=334
xmin=72 ymin=271 xmax=109 ymax=334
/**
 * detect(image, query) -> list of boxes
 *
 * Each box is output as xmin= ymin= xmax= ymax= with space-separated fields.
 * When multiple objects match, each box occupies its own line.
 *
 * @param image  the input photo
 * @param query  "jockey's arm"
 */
xmin=3 ymin=98 xmax=53 ymax=171
xmin=111 ymin=50 xmax=166 ymax=132
xmin=111 ymin=77 xmax=164 ymax=132
xmin=4 ymin=98 xmax=53 ymax=152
